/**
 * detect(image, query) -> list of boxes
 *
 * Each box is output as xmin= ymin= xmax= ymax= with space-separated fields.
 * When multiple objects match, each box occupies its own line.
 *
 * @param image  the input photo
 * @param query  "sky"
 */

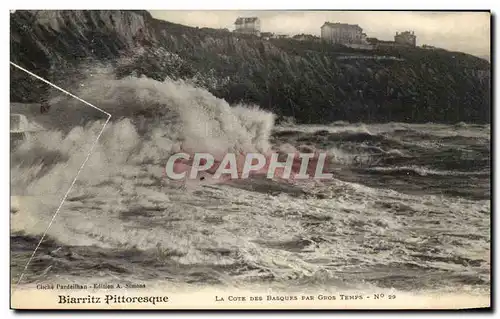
xmin=149 ymin=11 xmax=491 ymax=59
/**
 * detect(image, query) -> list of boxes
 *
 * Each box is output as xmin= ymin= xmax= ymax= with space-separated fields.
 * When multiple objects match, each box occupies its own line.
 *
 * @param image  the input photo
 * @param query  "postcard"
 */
xmin=9 ymin=9 xmax=491 ymax=310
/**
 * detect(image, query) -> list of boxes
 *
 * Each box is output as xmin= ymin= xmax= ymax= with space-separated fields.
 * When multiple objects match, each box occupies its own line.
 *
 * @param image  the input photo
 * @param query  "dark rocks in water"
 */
xmin=10 ymin=10 xmax=491 ymax=124
xmin=327 ymin=132 xmax=381 ymax=142
xmin=314 ymin=130 xmax=330 ymax=136
xmin=273 ymin=130 xmax=300 ymax=138
xmin=227 ymin=177 xmax=307 ymax=197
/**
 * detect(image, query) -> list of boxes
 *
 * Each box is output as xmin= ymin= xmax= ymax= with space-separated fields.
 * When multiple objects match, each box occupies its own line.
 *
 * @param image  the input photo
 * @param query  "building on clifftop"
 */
xmin=234 ymin=17 xmax=261 ymax=36
xmin=394 ymin=31 xmax=417 ymax=46
xmin=320 ymin=22 xmax=364 ymax=44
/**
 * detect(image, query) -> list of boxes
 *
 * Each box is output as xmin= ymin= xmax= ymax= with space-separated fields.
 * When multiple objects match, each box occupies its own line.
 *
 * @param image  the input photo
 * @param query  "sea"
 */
xmin=10 ymin=61 xmax=490 ymax=299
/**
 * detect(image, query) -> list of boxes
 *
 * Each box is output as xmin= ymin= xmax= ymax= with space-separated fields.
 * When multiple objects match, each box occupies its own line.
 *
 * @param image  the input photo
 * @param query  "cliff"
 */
xmin=10 ymin=10 xmax=491 ymax=124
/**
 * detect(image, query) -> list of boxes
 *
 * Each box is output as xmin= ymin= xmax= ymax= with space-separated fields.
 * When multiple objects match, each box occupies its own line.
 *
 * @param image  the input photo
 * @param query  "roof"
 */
xmin=321 ymin=22 xmax=362 ymax=30
xmin=235 ymin=17 xmax=259 ymax=25
xmin=395 ymin=34 xmax=415 ymax=39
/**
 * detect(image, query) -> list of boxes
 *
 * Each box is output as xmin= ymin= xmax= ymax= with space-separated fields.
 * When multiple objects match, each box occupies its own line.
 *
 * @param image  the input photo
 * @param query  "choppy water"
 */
xmin=10 ymin=66 xmax=490 ymax=297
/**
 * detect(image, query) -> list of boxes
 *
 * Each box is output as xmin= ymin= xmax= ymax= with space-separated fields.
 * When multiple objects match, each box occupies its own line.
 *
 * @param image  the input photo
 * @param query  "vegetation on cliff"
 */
xmin=10 ymin=10 xmax=491 ymax=124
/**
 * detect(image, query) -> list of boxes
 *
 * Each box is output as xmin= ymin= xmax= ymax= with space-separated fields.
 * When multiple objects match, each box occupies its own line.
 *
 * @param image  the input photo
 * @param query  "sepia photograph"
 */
xmin=9 ymin=8 xmax=491 ymax=310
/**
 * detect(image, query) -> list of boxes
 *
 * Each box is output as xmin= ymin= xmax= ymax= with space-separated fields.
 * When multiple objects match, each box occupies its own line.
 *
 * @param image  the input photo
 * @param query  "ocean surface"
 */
xmin=10 ymin=65 xmax=490 ymax=297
